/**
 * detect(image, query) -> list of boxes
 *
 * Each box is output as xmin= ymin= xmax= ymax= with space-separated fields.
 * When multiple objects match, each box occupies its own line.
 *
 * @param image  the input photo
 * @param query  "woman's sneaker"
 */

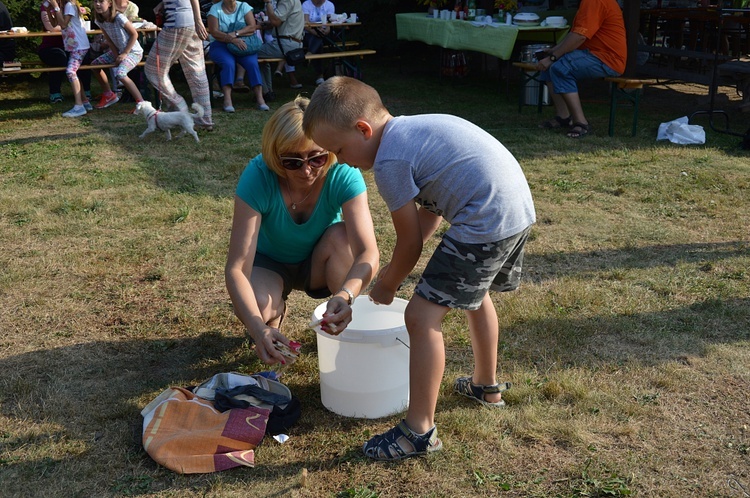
xmin=95 ymin=92 xmax=120 ymax=109
xmin=62 ymin=105 xmax=87 ymax=118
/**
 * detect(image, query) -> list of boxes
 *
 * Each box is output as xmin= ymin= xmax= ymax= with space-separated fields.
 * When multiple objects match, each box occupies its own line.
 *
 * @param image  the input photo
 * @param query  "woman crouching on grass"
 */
xmin=224 ymin=97 xmax=379 ymax=365
xmin=90 ymin=0 xmax=144 ymax=109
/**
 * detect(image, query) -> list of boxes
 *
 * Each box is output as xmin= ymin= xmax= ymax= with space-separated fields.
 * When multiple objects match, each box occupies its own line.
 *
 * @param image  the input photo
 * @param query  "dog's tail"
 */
xmin=190 ymin=103 xmax=205 ymax=119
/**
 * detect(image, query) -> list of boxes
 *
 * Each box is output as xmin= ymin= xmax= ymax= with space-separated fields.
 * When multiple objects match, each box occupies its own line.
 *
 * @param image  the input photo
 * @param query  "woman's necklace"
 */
xmin=284 ymin=178 xmax=315 ymax=210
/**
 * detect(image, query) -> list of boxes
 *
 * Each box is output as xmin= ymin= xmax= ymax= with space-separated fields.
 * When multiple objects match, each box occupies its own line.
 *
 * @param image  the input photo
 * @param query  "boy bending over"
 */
xmin=303 ymin=76 xmax=536 ymax=461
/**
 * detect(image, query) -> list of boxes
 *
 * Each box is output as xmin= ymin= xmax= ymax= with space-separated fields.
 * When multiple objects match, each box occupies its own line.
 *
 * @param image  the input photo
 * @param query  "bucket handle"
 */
xmin=317 ymin=327 xmax=410 ymax=348
xmin=395 ymin=337 xmax=410 ymax=349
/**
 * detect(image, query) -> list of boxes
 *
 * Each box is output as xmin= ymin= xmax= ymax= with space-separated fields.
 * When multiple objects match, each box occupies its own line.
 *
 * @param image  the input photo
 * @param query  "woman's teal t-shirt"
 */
xmin=207 ymin=1 xmax=253 ymax=42
xmin=236 ymin=154 xmax=366 ymax=264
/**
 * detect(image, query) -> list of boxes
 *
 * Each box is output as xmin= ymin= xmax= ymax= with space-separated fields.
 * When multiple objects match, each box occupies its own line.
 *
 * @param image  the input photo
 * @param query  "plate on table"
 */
xmin=514 ymin=20 xmax=541 ymax=26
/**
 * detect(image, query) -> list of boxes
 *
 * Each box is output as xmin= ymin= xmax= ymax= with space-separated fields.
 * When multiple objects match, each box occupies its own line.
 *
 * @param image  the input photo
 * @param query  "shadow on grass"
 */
xmin=503 ymin=296 xmax=750 ymax=368
xmin=0 ymin=131 xmax=97 ymax=147
xmin=0 ymin=331 xmax=371 ymax=494
xmin=2 ymin=294 xmax=748 ymax=470
xmin=526 ymin=240 xmax=750 ymax=282
xmin=1 ymin=106 xmax=79 ymax=123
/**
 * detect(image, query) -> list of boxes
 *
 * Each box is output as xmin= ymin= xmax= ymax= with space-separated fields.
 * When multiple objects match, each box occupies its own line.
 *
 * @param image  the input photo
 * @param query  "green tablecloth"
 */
xmin=395 ymin=12 xmax=569 ymax=60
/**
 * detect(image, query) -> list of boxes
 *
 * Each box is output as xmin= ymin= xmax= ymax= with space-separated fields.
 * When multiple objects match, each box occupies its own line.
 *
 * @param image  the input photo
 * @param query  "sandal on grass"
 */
xmin=454 ymin=377 xmax=511 ymax=408
xmin=567 ymin=122 xmax=593 ymax=139
xmin=539 ymin=115 xmax=572 ymax=129
xmin=362 ymin=420 xmax=442 ymax=461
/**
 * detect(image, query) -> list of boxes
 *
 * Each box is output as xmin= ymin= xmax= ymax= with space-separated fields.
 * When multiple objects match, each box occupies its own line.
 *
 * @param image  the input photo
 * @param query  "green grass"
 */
xmin=1 ymin=52 xmax=749 ymax=497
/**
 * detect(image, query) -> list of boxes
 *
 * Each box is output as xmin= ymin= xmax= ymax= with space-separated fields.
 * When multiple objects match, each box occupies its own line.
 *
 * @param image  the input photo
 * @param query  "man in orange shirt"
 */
xmin=535 ymin=0 xmax=626 ymax=138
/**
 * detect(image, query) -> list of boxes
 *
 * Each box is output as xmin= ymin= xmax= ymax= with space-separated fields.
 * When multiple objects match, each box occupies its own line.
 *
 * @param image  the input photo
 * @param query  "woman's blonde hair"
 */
xmin=262 ymin=96 xmax=336 ymax=177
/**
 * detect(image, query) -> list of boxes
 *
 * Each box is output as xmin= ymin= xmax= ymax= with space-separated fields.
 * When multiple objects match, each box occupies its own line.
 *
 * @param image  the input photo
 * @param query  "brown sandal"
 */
xmin=539 ymin=115 xmax=572 ymax=129
xmin=567 ymin=122 xmax=593 ymax=138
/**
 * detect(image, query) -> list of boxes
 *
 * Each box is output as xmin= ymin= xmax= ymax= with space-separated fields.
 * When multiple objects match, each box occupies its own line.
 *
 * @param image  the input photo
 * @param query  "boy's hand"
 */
xmin=369 ymin=280 xmax=395 ymax=305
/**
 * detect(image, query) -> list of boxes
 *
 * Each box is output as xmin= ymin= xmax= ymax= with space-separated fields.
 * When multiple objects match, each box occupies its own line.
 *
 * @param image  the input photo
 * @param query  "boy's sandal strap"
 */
xmin=362 ymin=420 xmax=442 ymax=461
xmin=454 ymin=376 xmax=511 ymax=407
xmin=481 ymin=382 xmax=512 ymax=394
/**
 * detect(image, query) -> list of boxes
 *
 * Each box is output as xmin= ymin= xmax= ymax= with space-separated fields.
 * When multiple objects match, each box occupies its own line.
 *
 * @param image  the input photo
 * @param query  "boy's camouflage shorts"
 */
xmin=414 ymin=226 xmax=532 ymax=310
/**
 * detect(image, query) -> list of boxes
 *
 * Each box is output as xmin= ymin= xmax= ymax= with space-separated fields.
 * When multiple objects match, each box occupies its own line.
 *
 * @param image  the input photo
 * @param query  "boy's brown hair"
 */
xmin=302 ymin=76 xmax=388 ymax=136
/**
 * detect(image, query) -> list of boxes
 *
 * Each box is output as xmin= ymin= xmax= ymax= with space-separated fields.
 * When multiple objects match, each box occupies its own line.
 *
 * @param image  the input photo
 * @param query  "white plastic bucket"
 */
xmin=313 ymin=296 xmax=410 ymax=418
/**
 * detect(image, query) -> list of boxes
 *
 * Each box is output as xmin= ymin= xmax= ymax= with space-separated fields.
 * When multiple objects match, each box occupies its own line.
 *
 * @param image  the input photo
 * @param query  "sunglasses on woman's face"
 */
xmin=279 ymin=151 xmax=329 ymax=170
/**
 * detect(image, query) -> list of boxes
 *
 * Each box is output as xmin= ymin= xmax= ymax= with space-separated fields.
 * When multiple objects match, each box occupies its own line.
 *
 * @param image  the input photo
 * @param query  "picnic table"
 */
xmin=395 ymin=12 xmax=569 ymax=61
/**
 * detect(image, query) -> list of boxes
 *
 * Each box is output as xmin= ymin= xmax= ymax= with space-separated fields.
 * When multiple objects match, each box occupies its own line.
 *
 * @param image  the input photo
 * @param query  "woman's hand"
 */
xmin=318 ymin=296 xmax=353 ymax=335
xmin=248 ymin=325 xmax=292 ymax=365
xmin=232 ymin=36 xmax=247 ymax=50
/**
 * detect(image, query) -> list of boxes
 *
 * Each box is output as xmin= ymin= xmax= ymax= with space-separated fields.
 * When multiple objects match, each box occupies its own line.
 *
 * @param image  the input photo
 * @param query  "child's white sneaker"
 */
xmin=62 ymin=105 xmax=87 ymax=118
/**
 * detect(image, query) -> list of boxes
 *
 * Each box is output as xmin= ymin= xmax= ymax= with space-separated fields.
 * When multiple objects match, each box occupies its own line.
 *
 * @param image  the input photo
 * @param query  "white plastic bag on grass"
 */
xmin=657 ymin=116 xmax=706 ymax=145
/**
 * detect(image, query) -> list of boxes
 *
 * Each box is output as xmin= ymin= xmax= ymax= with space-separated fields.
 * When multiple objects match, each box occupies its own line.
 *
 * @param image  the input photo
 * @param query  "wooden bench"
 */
xmin=0 ymin=49 xmax=376 ymax=76
xmin=636 ymin=44 xmax=733 ymax=86
xmin=1 ymin=60 xmax=147 ymax=75
xmin=512 ymin=62 xmax=655 ymax=137
xmin=603 ymin=77 xmax=656 ymax=137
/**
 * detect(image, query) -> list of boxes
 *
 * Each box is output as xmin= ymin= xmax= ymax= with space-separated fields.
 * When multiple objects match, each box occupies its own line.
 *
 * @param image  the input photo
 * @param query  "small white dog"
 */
xmin=135 ymin=101 xmax=204 ymax=143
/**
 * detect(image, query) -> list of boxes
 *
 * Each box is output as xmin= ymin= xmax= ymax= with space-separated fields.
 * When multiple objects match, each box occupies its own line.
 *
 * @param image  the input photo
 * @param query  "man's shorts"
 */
xmin=539 ymin=49 xmax=619 ymax=94
xmin=254 ymin=252 xmax=331 ymax=301
xmin=414 ymin=226 xmax=532 ymax=310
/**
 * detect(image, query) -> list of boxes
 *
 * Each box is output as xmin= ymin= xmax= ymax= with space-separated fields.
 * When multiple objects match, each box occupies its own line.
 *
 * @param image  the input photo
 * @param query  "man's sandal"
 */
xmin=454 ymin=377 xmax=511 ymax=408
xmin=362 ymin=420 xmax=442 ymax=461
xmin=567 ymin=122 xmax=593 ymax=139
xmin=539 ymin=115 xmax=572 ymax=129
